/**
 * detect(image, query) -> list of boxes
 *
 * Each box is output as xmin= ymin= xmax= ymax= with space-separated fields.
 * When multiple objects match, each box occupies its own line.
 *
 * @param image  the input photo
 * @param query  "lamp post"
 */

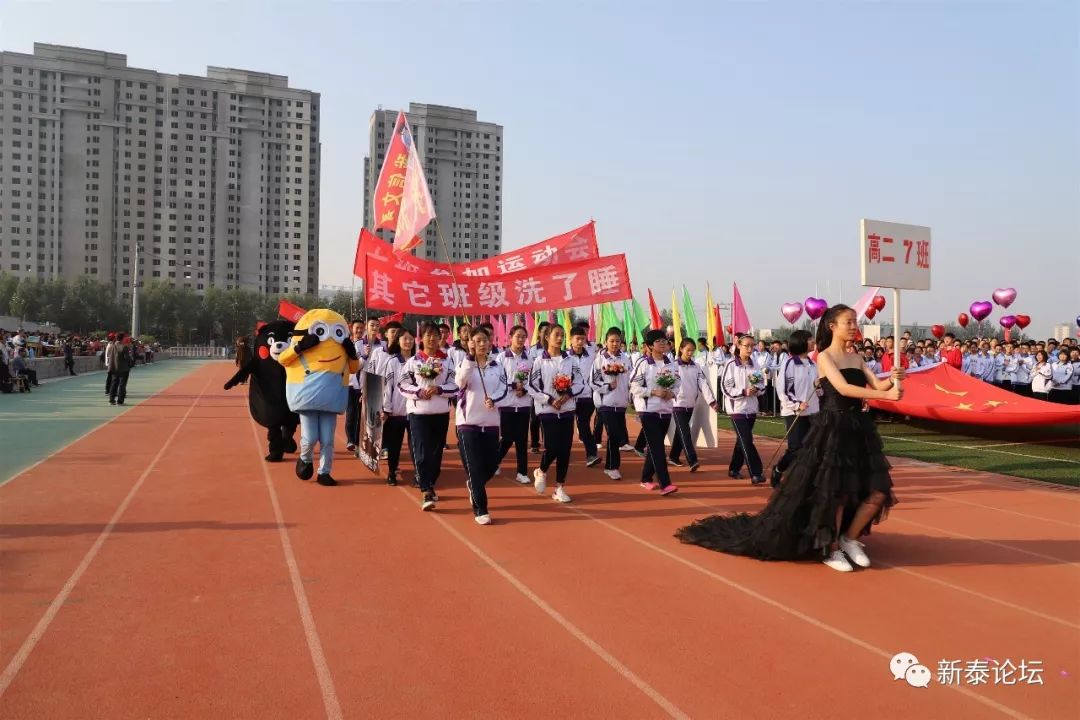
xmin=131 ymin=243 xmax=140 ymax=340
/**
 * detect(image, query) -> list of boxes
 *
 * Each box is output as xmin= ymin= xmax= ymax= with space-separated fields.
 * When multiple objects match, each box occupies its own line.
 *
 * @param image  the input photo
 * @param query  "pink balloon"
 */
xmin=804 ymin=297 xmax=828 ymax=320
xmin=992 ymin=287 xmax=1017 ymax=308
xmin=781 ymin=302 xmax=803 ymax=324
xmin=969 ymin=301 xmax=993 ymax=322
xmin=999 ymin=315 xmax=1017 ymax=329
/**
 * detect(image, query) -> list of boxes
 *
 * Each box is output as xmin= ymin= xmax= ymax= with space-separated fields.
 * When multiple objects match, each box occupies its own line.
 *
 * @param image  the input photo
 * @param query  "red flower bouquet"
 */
xmin=553 ymin=373 xmax=573 ymax=395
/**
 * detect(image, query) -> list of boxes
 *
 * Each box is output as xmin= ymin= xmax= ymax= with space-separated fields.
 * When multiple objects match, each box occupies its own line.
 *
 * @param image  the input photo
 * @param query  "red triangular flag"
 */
xmin=647 ymin=289 xmax=662 ymax=330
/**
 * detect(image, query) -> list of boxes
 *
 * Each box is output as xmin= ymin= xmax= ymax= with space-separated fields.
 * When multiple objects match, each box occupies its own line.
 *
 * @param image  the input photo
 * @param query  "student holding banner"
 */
xmin=529 ymin=325 xmax=584 ymax=503
xmin=497 ymin=325 xmax=534 ymax=485
xmin=399 ymin=322 xmax=458 ymax=511
xmin=380 ymin=327 xmax=416 ymax=487
xmin=455 ymin=327 xmax=509 ymax=525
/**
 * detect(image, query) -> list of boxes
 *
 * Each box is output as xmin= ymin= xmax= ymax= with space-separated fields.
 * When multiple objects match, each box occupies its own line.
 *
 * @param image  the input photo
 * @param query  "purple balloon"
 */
xmin=992 ymin=287 xmax=1017 ymax=308
xmin=781 ymin=302 xmax=803 ymax=324
xmin=999 ymin=315 xmax=1017 ymax=329
xmin=969 ymin=301 xmax=993 ymax=322
xmin=1076 ymin=314 xmax=1079 ymax=328
xmin=804 ymin=297 xmax=828 ymax=320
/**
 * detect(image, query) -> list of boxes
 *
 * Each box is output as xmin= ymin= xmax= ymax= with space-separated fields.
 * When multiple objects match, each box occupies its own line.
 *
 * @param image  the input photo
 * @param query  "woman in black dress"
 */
xmin=675 ymin=304 xmax=904 ymax=572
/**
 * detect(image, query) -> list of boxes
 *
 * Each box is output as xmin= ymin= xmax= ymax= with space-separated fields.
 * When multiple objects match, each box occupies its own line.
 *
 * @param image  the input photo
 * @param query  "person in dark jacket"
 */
xmin=109 ymin=334 xmax=134 ymax=405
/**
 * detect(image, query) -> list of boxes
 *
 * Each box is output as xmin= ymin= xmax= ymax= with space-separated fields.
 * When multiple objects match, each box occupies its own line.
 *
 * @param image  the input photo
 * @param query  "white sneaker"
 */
xmin=493 ymin=467 xmax=502 ymax=477
xmin=619 ymin=444 xmax=633 ymax=452
xmin=552 ymin=486 xmax=572 ymax=503
xmin=533 ymin=468 xmax=547 ymax=494
xmin=823 ymin=549 xmax=854 ymax=573
xmin=839 ymin=536 xmax=871 ymax=568
xmin=604 ymin=469 xmax=622 ymax=480
xmin=474 ymin=514 xmax=492 ymax=526
xmin=515 ymin=473 xmax=531 ymax=485
xmin=585 ymin=456 xmax=601 ymax=467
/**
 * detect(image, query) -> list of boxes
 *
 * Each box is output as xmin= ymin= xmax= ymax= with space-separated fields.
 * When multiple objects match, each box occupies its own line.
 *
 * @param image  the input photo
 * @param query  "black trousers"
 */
xmin=1012 ymin=383 xmax=1032 ymax=397
xmin=409 ymin=413 xmax=450 ymax=493
xmin=529 ymin=407 xmax=543 ymax=450
xmin=267 ymin=421 xmax=299 ymax=457
xmin=460 ymin=428 xmax=500 ymax=515
xmin=574 ymin=400 xmax=598 ymax=458
xmin=65 ymin=358 xmax=76 ymax=375
xmin=593 ymin=410 xmax=604 ymax=444
xmin=1049 ymin=389 xmax=1072 ymax=404
xmin=633 ymin=427 xmax=647 ymax=452
xmin=539 ymin=413 xmax=574 ymax=484
xmin=599 ymin=409 xmax=628 ymax=470
xmin=105 ymin=369 xmax=114 ymax=395
xmin=344 ymin=387 xmax=362 ymax=446
xmin=668 ymin=407 xmax=698 ymax=465
xmin=775 ymin=413 xmax=810 ymax=478
xmin=640 ymin=413 xmax=673 ymax=488
xmin=498 ymin=408 xmax=530 ymax=476
xmin=1033 ymin=391 xmax=1049 ymax=403
xmin=109 ymin=372 xmax=130 ymax=404
xmin=729 ymin=415 xmax=762 ymax=478
xmin=383 ymin=415 xmax=410 ymax=474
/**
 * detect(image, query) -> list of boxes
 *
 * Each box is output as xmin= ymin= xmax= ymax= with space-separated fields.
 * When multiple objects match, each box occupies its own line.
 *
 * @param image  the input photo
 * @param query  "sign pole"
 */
xmin=892 ymin=287 xmax=902 ymax=390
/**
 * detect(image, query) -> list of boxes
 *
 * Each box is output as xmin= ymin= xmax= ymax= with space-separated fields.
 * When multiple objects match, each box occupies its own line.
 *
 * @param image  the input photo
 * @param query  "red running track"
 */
xmin=1 ymin=363 xmax=1077 ymax=719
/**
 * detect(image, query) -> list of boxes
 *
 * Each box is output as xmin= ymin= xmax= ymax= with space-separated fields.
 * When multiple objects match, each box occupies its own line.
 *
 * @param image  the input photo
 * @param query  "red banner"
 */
xmin=353 ymin=221 xmax=598 ymax=281
xmin=868 ymin=364 xmax=1080 ymax=426
xmin=365 ymin=252 xmax=632 ymax=315
xmin=278 ymin=299 xmax=307 ymax=323
xmin=371 ymin=112 xmax=409 ymax=232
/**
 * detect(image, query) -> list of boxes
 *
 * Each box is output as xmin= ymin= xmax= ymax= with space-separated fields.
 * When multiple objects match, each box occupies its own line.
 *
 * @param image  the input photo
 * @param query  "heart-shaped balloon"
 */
xmin=999 ymin=315 xmax=1017 ymax=329
xmin=864 ymin=307 xmax=877 ymax=320
xmin=781 ymin=302 xmax=803 ymax=325
xmin=992 ymin=288 xmax=1017 ymax=308
xmin=958 ymin=313 xmax=969 ymax=328
xmin=804 ymin=297 xmax=828 ymax=320
xmin=871 ymin=295 xmax=887 ymax=311
xmin=969 ymin=301 xmax=993 ymax=322
xmin=931 ymin=324 xmax=945 ymax=339
xmin=1014 ymin=314 xmax=1031 ymax=329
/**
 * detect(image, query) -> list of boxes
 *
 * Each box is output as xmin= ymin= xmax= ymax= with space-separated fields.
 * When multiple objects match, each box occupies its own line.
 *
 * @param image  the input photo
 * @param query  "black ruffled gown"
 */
xmin=676 ymin=368 xmax=896 ymax=560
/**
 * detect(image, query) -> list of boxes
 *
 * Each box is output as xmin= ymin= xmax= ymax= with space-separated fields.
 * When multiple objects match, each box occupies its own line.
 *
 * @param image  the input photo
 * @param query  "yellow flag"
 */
xmin=705 ymin=283 xmax=715 ymax=349
xmin=671 ymin=288 xmax=683 ymax=349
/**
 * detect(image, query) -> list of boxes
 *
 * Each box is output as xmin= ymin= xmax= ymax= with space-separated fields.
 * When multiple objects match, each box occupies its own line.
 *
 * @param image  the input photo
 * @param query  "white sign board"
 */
xmin=860 ymin=219 xmax=932 ymax=291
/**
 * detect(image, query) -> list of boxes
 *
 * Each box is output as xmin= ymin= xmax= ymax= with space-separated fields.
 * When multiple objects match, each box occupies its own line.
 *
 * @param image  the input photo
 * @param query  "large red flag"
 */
xmin=647 ymin=289 xmax=662 ymax=330
xmin=278 ymin=299 xmax=307 ymax=323
xmin=371 ymin=112 xmax=410 ymax=231
xmin=370 ymin=112 xmax=434 ymax=253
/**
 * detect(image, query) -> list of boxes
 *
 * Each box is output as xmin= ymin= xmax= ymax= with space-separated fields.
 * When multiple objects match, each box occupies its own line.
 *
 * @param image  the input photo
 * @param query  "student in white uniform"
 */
xmin=455 ymin=327 xmax=508 ymax=525
xmin=529 ymin=325 xmax=584 ymax=503
xmin=380 ymin=327 xmax=415 ymax=487
xmin=1049 ymin=350 xmax=1075 ymax=404
xmin=1070 ymin=347 xmax=1080 ymax=405
xmin=721 ymin=335 xmax=767 ymax=485
xmin=668 ymin=338 xmax=718 ymax=472
xmin=630 ymin=330 xmax=682 ymax=495
xmin=496 ymin=325 xmax=534 ymax=485
xmin=771 ymin=330 xmax=820 ymax=488
xmin=591 ymin=328 xmax=633 ymax=480
xmin=567 ymin=326 xmax=600 ymax=466
xmin=1030 ymin=351 xmax=1052 ymax=401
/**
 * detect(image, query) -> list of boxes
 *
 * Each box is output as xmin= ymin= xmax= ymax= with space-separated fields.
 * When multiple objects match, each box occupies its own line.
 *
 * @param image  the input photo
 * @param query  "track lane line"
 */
xmin=0 ymin=373 xmax=213 ymax=698
xmin=394 ymin=485 xmax=691 ymax=720
xmin=248 ymin=418 xmax=343 ymax=720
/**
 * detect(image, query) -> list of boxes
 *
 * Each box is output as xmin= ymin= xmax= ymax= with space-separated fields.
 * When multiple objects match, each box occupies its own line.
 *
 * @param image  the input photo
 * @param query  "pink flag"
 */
xmin=588 ymin=305 xmax=597 ymax=343
xmin=526 ymin=312 xmax=536 ymax=344
xmin=851 ymin=286 xmax=881 ymax=322
xmin=392 ymin=115 xmax=435 ymax=253
xmin=731 ymin=283 xmax=752 ymax=334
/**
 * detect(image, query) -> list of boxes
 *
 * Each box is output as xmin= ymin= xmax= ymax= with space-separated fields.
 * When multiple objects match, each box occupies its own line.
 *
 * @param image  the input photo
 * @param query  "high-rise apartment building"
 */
xmin=363 ymin=103 xmax=502 ymax=263
xmin=0 ymin=43 xmax=320 ymax=301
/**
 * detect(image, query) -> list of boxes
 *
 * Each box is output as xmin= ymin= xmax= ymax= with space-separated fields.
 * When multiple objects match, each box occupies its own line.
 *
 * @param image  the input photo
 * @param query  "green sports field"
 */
xmin=748 ymin=414 xmax=1080 ymax=487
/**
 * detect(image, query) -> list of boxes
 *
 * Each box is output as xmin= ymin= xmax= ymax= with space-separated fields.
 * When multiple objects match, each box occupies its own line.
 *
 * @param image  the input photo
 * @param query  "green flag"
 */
xmin=681 ymin=286 xmax=700 ymax=340
xmin=622 ymin=299 xmax=636 ymax=343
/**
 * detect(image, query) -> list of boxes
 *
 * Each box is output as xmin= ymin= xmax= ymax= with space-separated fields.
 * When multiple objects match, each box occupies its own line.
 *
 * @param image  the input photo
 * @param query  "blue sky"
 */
xmin=4 ymin=1 xmax=1077 ymax=337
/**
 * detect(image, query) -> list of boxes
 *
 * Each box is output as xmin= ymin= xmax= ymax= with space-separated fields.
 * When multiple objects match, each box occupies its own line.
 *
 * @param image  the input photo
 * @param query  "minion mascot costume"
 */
xmin=223 ymin=320 xmax=300 ymax=462
xmin=277 ymin=309 xmax=359 ymax=486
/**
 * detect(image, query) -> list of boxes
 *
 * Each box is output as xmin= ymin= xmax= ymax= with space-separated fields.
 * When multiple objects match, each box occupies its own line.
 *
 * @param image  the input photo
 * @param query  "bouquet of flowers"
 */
xmin=602 ymin=361 xmax=626 ymax=376
xmin=748 ymin=371 xmax=764 ymax=386
xmin=654 ymin=369 xmax=677 ymax=389
xmin=553 ymin=373 xmax=573 ymax=395
xmin=417 ymin=359 xmax=443 ymax=381
xmin=514 ymin=361 xmax=531 ymax=385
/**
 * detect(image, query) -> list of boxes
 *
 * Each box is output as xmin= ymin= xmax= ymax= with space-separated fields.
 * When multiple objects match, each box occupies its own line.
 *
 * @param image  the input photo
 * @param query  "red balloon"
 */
xmin=958 ymin=313 xmax=969 ymax=328
xmin=1014 ymin=314 xmax=1031 ymax=329
xmin=931 ymin=324 xmax=945 ymax=339
xmin=871 ymin=295 xmax=887 ymax=311
xmin=864 ymin=307 xmax=877 ymax=320
xmin=725 ymin=324 xmax=733 ymax=335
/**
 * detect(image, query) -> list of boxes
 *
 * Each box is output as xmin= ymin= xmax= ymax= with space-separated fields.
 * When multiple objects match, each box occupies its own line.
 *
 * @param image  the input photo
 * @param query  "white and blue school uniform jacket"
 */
xmin=721 ymin=356 xmax=766 ymax=416
xmin=672 ymin=358 xmax=715 ymax=410
xmin=351 ymin=337 xmax=384 ymax=389
xmin=497 ymin=347 xmax=533 ymax=412
xmin=1072 ymin=359 xmax=1080 ymax=391
xmin=1031 ymin=363 xmax=1053 ymax=394
xmin=1050 ymin=361 xmax=1074 ymax=392
xmin=1013 ymin=355 xmax=1034 ymax=385
xmin=979 ymin=354 xmax=997 ymax=383
xmin=751 ymin=349 xmax=770 ymax=371
xmin=776 ymin=356 xmax=821 ymax=417
xmin=1004 ymin=355 xmax=1019 ymax=383
xmin=454 ymin=356 xmax=508 ymax=429
xmin=710 ymin=347 xmax=730 ymax=368
xmin=961 ymin=353 xmax=973 ymax=375
xmin=380 ymin=353 xmax=412 ymax=417
xmin=765 ymin=351 xmax=788 ymax=385
xmin=447 ymin=340 xmax=468 ymax=370
xmin=993 ymin=352 xmax=1006 ymax=383
xmin=529 ymin=351 xmax=585 ymax=415
xmin=630 ymin=354 xmax=682 ymax=415
xmin=398 ymin=351 xmax=458 ymax=415
xmin=591 ymin=350 xmax=633 ymax=410
xmin=567 ymin=346 xmax=595 ymax=403
xmin=527 ymin=342 xmax=547 ymax=362
xmin=865 ymin=357 xmax=882 ymax=375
